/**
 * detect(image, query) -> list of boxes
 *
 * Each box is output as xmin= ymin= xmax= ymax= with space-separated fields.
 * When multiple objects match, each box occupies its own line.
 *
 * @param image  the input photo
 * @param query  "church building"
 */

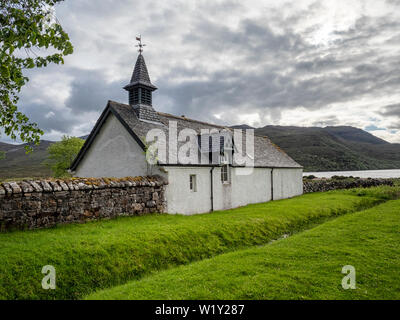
xmin=70 ymin=39 xmax=303 ymax=214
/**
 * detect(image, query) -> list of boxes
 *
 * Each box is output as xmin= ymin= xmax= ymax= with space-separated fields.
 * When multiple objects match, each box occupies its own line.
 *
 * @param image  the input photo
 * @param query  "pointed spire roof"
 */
xmin=124 ymin=53 xmax=157 ymax=91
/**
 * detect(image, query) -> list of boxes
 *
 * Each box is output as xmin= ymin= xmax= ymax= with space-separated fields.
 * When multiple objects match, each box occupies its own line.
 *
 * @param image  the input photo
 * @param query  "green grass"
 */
xmin=0 ymin=187 xmax=398 ymax=300
xmin=87 ymin=199 xmax=400 ymax=300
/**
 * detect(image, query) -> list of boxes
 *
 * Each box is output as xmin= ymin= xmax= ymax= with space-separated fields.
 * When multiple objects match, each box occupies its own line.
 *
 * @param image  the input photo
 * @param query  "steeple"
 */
xmin=124 ymin=36 xmax=160 ymax=123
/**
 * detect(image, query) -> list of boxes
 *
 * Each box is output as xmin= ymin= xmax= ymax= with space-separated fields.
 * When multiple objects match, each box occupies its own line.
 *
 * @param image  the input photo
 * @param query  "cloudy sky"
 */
xmin=4 ymin=0 xmax=400 ymax=143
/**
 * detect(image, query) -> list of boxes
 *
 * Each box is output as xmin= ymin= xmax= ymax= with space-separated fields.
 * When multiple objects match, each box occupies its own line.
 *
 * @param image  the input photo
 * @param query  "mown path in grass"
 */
xmin=88 ymin=199 xmax=400 ymax=300
xmin=1 ymin=187 xmax=398 ymax=299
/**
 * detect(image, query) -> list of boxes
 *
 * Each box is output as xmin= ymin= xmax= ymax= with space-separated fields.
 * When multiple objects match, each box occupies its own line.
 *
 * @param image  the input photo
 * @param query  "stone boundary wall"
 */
xmin=303 ymin=178 xmax=396 ymax=193
xmin=0 ymin=176 xmax=167 ymax=231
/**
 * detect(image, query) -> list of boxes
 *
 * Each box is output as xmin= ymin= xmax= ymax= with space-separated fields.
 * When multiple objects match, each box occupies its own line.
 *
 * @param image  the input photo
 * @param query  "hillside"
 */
xmin=253 ymin=125 xmax=400 ymax=172
xmin=0 ymin=135 xmax=87 ymax=180
xmin=0 ymin=141 xmax=53 ymax=179
xmin=0 ymin=126 xmax=399 ymax=178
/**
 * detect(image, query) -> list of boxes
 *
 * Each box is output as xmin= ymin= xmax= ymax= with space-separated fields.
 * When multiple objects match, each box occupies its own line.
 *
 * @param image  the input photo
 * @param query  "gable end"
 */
xmin=70 ymin=101 xmax=146 ymax=171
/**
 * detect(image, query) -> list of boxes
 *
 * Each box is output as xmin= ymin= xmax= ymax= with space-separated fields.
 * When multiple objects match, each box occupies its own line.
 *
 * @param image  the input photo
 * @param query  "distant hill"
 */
xmin=231 ymin=124 xmax=255 ymax=130
xmin=252 ymin=125 xmax=400 ymax=171
xmin=0 ymin=141 xmax=53 ymax=179
xmin=0 ymin=126 xmax=399 ymax=179
xmin=0 ymin=135 xmax=88 ymax=180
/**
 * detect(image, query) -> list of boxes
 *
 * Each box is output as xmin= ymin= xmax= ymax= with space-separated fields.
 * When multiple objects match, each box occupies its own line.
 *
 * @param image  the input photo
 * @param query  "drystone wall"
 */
xmin=0 ymin=176 xmax=167 ymax=231
xmin=303 ymin=178 xmax=395 ymax=193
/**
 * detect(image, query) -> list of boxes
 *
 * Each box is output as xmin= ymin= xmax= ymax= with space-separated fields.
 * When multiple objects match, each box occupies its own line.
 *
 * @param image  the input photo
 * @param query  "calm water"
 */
xmin=303 ymin=169 xmax=400 ymax=179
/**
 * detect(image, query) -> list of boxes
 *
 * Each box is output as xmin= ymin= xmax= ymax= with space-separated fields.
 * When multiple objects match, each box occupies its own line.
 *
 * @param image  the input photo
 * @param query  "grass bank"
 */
xmin=0 ymin=187 xmax=398 ymax=300
xmin=88 ymin=199 xmax=400 ymax=300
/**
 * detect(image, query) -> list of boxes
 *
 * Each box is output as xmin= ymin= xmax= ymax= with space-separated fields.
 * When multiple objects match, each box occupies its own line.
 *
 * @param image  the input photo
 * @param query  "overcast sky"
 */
xmin=3 ymin=0 xmax=400 ymax=143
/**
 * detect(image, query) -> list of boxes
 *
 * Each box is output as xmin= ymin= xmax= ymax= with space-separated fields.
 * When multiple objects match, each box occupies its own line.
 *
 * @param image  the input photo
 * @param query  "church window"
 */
xmin=221 ymin=165 xmax=230 ymax=184
xmin=190 ymin=174 xmax=197 ymax=192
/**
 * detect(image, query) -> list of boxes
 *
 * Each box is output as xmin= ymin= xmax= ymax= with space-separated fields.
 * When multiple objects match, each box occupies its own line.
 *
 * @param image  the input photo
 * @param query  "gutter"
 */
xmin=159 ymin=163 xmax=302 ymax=169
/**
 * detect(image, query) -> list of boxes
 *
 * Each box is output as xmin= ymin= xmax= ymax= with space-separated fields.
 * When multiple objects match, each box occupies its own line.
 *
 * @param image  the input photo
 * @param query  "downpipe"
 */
xmin=210 ymin=167 xmax=215 ymax=211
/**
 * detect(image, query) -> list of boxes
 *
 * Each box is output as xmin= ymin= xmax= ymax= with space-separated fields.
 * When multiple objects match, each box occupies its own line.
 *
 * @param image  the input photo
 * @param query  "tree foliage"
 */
xmin=44 ymin=135 xmax=84 ymax=177
xmin=0 ymin=0 xmax=73 ymax=150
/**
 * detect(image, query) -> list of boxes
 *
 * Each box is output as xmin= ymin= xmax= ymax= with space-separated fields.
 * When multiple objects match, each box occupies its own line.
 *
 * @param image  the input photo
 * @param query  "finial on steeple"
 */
xmin=135 ymin=35 xmax=146 ymax=54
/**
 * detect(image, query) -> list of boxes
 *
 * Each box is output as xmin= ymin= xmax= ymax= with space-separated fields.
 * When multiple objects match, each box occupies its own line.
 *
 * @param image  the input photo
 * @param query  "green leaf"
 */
xmin=0 ymin=66 xmax=10 ymax=78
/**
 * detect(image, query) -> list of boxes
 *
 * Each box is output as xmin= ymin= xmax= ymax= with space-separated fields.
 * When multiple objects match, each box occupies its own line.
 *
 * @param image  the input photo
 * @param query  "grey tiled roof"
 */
xmin=109 ymin=101 xmax=302 ymax=168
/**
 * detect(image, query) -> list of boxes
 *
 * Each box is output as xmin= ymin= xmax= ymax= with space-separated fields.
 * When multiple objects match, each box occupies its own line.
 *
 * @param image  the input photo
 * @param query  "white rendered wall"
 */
xmin=163 ymin=167 xmax=212 ymax=214
xmin=272 ymin=168 xmax=303 ymax=200
xmin=231 ymin=167 xmax=272 ymax=208
xmin=164 ymin=166 xmax=275 ymax=214
xmin=212 ymin=167 xmax=272 ymax=211
xmin=74 ymin=113 xmax=162 ymax=178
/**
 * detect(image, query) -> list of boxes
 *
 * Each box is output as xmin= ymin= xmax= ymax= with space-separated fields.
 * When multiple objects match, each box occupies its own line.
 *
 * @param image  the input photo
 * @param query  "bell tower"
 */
xmin=124 ymin=35 xmax=160 ymax=122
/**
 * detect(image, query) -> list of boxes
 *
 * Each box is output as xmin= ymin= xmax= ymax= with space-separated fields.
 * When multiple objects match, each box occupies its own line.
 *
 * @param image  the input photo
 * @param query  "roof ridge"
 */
xmin=156 ymin=112 xmax=279 ymax=140
xmin=156 ymin=111 xmax=229 ymax=129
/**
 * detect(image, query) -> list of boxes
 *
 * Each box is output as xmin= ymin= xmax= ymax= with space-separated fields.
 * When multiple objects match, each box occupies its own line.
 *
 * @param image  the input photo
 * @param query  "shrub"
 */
xmin=43 ymin=136 xmax=84 ymax=177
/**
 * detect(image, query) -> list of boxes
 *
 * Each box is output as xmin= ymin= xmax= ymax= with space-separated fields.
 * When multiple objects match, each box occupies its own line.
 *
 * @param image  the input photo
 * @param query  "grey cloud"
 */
xmin=22 ymin=102 xmax=77 ymax=134
xmin=64 ymin=69 xmax=125 ymax=112
xmin=151 ymin=9 xmax=400 ymax=126
xmin=312 ymin=116 xmax=340 ymax=127
xmin=380 ymin=103 xmax=400 ymax=118
xmin=183 ymin=17 xmax=307 ymax=60
xmin=388 ymin=122 xmax=400 ymax=130
xmin=17 ymin=66 xmax=129 ymax=137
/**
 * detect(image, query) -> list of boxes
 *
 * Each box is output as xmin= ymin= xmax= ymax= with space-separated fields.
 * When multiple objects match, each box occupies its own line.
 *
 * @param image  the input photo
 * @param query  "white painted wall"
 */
xmin=74 ymin=113 xmax=164 ymax=178
xmin=231 ymin=167 xmax=272 ymax=208
xmin=163 ymin=166 xmax=304 ymax=215
xmin=162 ymin=166 xmax=212 ymax=214
xmin=272 ymin=168 xmax=303 ymax=200
xmin=212 ymin=167 xmax=272 ymax=211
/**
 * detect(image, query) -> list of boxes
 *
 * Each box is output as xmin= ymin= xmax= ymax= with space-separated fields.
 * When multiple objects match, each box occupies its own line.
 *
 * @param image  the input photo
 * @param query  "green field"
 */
xmin=1 ymin=186 xmax=399 ymax=300
xmin=88 ymin=198 xmax=400 ymax=300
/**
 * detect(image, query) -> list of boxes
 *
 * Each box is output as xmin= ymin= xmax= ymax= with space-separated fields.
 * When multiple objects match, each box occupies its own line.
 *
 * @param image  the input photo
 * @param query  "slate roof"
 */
xmin=71 ymin=101 xmax=302 ymax=170
xmin=124 ymin=54 xmax=157 ymax=90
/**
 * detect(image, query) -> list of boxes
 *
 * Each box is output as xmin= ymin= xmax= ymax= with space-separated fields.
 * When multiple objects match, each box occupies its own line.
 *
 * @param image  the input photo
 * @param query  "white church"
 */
xmin=70 ymin=42 xmax=303 ymax=214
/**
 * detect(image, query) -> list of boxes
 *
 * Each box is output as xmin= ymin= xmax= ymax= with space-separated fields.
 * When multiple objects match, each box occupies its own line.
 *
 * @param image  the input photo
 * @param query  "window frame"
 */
xmin=189 ymin=174 xmax=197 ymax=192
xmin=221 ymin=164 xmax=230 ymax=184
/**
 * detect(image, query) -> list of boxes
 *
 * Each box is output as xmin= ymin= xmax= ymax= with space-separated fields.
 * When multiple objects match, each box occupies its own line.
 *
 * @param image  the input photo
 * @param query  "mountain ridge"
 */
xmin=251 ymin=125 xmax=400 ymax=171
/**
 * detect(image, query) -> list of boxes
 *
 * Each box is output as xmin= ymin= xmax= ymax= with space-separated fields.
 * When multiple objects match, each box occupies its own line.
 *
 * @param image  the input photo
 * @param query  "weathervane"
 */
xmin=135 ymin=35 xmax=146 ymax=54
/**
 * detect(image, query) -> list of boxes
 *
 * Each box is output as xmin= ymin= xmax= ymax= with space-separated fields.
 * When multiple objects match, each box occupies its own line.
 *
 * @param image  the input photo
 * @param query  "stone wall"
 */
xmin=0 ymin=176 xmax=167 ymax=231
xmin=303 ymin=178 xmax=396 ymax=193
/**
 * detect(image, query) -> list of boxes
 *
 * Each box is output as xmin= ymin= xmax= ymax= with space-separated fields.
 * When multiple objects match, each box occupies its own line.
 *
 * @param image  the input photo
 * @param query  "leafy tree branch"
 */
xmin=0 ymin=0 xmax=73 ymax=150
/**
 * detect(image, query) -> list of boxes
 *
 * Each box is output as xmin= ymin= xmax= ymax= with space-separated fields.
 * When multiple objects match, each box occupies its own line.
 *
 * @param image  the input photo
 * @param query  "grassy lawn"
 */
xmin=87 ymin=199 xmax=400 ymax=300
xmin=0 ymin=186 xmax=398 ymax=300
